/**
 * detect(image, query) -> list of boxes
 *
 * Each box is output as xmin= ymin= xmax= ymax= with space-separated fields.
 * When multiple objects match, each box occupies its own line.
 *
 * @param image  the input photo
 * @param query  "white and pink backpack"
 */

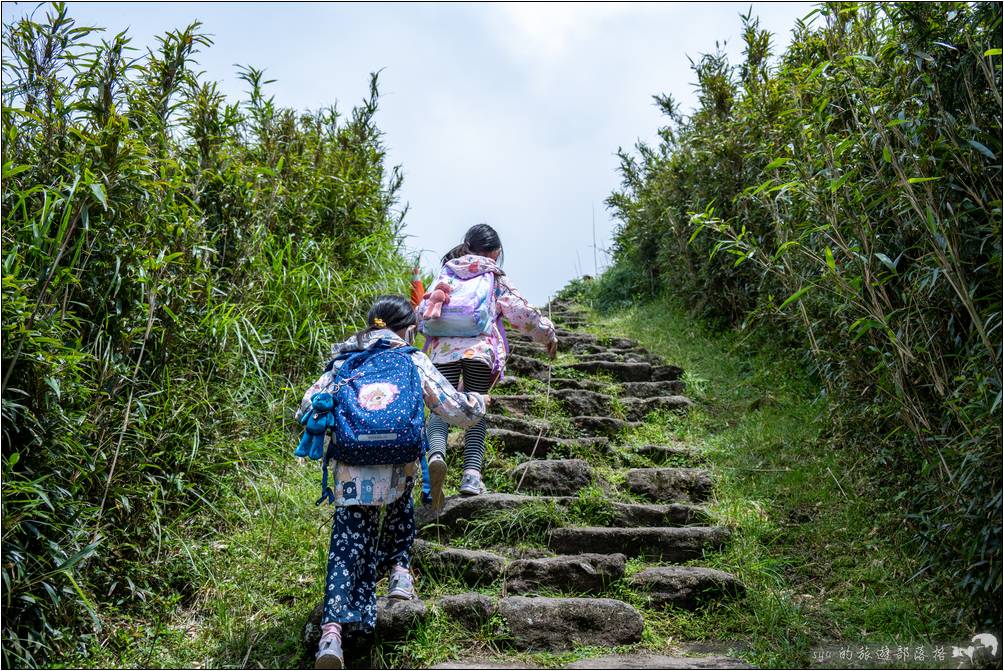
xmin=418 ymin=261 xmax=511 ymax=382
xmin=419 ymin=265 xmax=497 ymax=337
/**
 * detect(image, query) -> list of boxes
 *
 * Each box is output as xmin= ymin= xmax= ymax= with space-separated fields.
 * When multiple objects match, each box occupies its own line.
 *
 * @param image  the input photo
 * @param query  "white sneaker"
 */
xmin=428 ymin=454 xmax=447 ymax=511
xmin=387 ymin=570 xmax=416 ymax=600
xmin=315 ymin=633 xmax=344 ymax=669
xmin=459 ymin=472 xmax=486 ymax=496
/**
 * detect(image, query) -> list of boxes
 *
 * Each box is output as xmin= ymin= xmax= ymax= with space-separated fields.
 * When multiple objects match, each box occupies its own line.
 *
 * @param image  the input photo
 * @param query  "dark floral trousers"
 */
xmin=321 ymin=488 xmax=415 ymax=631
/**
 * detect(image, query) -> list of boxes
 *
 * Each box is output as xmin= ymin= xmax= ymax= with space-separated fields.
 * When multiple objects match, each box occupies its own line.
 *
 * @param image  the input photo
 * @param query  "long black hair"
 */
xmin=355 ymin=294 xmax=417 ymax=347
xmin=441 ymin=223 xmax=504 ymax=266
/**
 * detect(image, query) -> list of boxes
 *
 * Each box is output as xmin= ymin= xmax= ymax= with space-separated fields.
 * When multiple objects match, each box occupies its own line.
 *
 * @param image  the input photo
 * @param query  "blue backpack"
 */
xmin=315 ymin=339 xmax=426 ymax=504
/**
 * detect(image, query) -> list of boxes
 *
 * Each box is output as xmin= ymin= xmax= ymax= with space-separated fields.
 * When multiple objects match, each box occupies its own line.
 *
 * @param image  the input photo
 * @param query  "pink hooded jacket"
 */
xmin=423 ymin=254 xmax=556 ymax=374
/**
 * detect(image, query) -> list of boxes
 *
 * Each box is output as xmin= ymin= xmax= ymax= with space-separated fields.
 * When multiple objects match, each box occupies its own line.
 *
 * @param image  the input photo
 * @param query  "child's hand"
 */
xmin=483 ymin=394 xmax=492 ymax=407
xmin=546 ymin=339 xmax=558 ymax=359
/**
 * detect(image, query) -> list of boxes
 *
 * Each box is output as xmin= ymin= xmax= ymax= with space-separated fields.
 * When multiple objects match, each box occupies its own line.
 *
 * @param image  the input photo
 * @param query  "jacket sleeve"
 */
xmin=294 ymin=369 xmax=336 ymax=422
xmin=411 ymin=351 xmax=487 ymax=428
xmin=496 ymin=275 xmax=557 ymax=345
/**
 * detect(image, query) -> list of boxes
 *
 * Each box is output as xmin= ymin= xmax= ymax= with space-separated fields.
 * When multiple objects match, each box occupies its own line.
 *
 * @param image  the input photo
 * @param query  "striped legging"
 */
xmin=426 ymin=360 xmax=494 ymax=472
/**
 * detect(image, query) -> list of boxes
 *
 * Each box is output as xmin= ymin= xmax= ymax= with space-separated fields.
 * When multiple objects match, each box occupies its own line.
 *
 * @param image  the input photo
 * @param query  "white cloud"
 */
xmin=490 ymin=2 xmax=644 ymax=62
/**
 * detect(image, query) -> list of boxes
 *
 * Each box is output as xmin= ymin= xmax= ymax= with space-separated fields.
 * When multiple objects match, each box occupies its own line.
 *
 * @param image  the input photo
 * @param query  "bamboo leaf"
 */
xmin=829 ymin=173 xmax=851 ymax=192
xmin=2 ymin=162 xmax=32 ymax=179
xmin=807 ymin=60 xmax=831 ymax=81
xmin=779 ymin=285 xmax=814 ymax=309
xmin=874 ymin=252 xmax=898 ymax=272
xmin=966 ymin=139 xmax=996 ymax=159
xmin=89 ymin=183 xmax=107 ymax=209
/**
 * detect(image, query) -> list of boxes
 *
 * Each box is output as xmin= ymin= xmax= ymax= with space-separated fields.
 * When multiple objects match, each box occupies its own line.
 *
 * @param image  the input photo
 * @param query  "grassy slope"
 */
xmin=73 ymin=298 xmax=963 ymax=669
xmin=592 ymin=297 xmax=962 ymax=666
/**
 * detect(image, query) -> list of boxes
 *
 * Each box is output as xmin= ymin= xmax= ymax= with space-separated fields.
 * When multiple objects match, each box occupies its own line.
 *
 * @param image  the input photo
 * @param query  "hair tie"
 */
xmin=372 ymin=318 xmax=386 ymax=328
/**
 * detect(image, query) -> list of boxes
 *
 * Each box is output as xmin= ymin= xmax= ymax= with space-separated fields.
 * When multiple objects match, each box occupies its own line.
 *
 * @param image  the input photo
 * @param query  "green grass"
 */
xmin=591 ymin=297 xmax=964 ymax=667
xmin=71 ymin=458 xmax=328 ymax=669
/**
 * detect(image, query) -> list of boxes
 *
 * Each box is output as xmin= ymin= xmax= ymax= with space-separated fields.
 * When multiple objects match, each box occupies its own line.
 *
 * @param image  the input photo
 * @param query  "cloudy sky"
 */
xmin=9 ymin=2 xmax=815 ymax=304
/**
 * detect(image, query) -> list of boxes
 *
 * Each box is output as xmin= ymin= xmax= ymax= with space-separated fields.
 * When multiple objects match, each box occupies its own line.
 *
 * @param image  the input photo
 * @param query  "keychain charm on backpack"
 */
xmin=295 ymin=392 xmax=336 ymax=460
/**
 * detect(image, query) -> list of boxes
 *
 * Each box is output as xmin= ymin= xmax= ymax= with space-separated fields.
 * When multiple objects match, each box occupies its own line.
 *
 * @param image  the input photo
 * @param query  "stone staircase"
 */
xmin=304 ymin=298 xmax=751 ymax=669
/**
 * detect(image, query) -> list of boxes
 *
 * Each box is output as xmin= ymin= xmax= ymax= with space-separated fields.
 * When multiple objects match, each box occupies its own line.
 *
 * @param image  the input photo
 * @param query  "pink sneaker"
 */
xmin=315 ymin=631 xmax=343 ymax=669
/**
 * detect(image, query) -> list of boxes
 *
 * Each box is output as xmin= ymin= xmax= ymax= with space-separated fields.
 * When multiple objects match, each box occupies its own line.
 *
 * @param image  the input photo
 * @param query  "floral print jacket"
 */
xmin=295 ymin=329 xmax=487 ymax=506
xmin=424 ymin=255 xmax=557 ymax=371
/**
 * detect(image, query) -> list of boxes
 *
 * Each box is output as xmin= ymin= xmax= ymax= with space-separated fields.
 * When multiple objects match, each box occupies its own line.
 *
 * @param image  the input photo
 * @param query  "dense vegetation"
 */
xmin=598 ymin=2 xmax=1001 ymax=626
xmin=1 ymin=4 xmax=410 ymax=665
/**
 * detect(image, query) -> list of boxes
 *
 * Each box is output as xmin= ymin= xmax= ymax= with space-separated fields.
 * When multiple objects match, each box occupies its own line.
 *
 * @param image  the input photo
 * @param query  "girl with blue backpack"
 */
xmin=418 ymin=224 xmax=558 ymax=507
xmin=295 ymin=295 xmax=489 ymax=669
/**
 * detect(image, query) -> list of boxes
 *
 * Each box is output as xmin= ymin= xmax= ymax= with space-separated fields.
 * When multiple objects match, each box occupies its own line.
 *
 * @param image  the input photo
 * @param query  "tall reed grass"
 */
xmin=602 ymin=2 xmax=1001 ymax=626
xmin=1 ymin=4 xmax=410 ymax=664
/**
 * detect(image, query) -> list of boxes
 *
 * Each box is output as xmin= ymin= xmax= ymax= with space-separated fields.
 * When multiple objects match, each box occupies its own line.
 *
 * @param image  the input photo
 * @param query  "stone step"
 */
xmin=304 ymin=597 xmax=426 ymax=649
xmin=552 ymin=387 xmax=613 ymax=415
xmin=492 ymin=397 xmax=662 ymax=435
xmin=411 ymin=540 xmax=507 ymax=586
xmin=492 ymin=394 xmax=537 ymax=415
xmin=510 ymin=341 xmax=550 ymax=358
xmin=554 ymin=331 xmax=643 ymax=352
xmin=623 ymin=395 xmax=693 ymax=420
xmin=506 ymin=553 xmax=626 ymax=595
xmin=434 ymin=652 xmax=753 ymax=670
xmin=416 ymin=493 xmax=547 ymax=532
xmin=437 ymin=592 xmax=496 ymax=630
xmin=571 ymin=415 xmax=642 ymax=436
xmin=554 ymin=317 xmax=589 ymax=328
xmin=608 ymin=501 xmax=707 ymax=527
xmin=549 ymin=376 xmax=610 ymax=393
xmin=526 ymin=332 xmax=603 ymax=352
xmin=553 ymin=384 xmax=690 ymax=411
xmin=603 ymin=336 xmax=644 ymax=350
xmin=510 ymin=458 xmax=594 ymax=496
xmin=511 ymin=330 xmax=645 ymax=356
xmin=562 ymin=360 xmax=654 ymax=382
xmin=413 ymin=541 xmax=628 ymax=595
xmin=621 ymin=443 xmax=707 ymax=465
xmin=545 ymin=299 xmax=578 ymax=310
xmin=507 ymin=353 xmax=551 ymax=380
xmin=415 ymin=493 xmax=707 ymax=535
xmin=566 ymin=653 xmax=754 ymax=669
xmin=499 ymin=596 xmax=643 ymax=651
xmin=487 ymin=413 xmax=552 ymax=436
xmin=624 ymin=467 xmax=713 ymax=503
xmin=436 ymin=593 xmax=643 ymax=651
xmin=552 ymin=361 xmax=681 ymax=382
xmin=629 ymin=566 xmax=745 ymax=609
xmin=548 ymin=526 xmax=730 ymax=561
xmin=621 ymin=379 xmax=687 ymax=397
xmin=555 ymin=336 xmax=601 ymax=353
xmin=575 ymin=351 xmax=658 ymax=365
xmin=569 ymin=342 xmax=643 ymax=356
xmin=546 ymin=302 xmax=586 ymax=312
xmin=487 ymin=428 xmax=608 ymax=457
xmin=652 ymin=364 xmax=685 ymax=381
xmin=548 ymin=312 xmax=588 ymax=324
xmin=431 ymin=660 xmax=538 ymax=670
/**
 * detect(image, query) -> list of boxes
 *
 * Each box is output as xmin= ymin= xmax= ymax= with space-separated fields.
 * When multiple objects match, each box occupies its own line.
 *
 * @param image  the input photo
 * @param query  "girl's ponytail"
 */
xmin=440 ymin=224 xmax=504 ymax=266
xmin=355 ymin=295 xmax=418 ymax=347
xmin=440 ymin=242 xmax=471 ymax=266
